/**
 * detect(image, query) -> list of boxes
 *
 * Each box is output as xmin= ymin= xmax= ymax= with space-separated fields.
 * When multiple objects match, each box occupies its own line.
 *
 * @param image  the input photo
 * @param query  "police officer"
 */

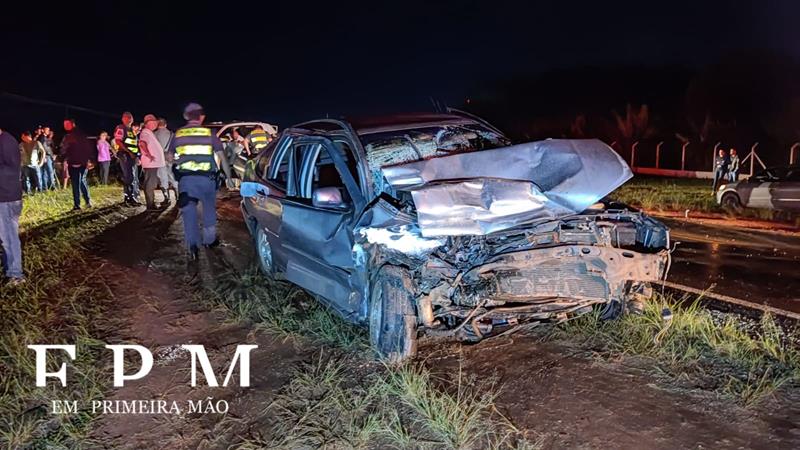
xmin=246 ymin=125 xmax=270 ymax=155
xmin=114 ymin=111 xmax=142 ymax=205
xmin=170 ymin=103 xmax=224 ymax=260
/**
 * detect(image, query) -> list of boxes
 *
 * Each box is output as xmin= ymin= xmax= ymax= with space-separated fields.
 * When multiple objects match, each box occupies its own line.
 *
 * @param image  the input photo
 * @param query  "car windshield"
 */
xmin=360 ymin=123 xmax=509 ymax=172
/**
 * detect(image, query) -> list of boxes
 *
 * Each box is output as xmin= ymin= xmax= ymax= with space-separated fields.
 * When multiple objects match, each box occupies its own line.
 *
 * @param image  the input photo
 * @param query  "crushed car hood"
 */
xmin=380 ymin=139 xmax=633 ymax=236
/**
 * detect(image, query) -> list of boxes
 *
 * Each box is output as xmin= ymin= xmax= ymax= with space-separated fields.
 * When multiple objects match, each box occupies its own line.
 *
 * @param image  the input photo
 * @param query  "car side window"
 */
xmin=267 ymin=136 xmax=293 ymax=190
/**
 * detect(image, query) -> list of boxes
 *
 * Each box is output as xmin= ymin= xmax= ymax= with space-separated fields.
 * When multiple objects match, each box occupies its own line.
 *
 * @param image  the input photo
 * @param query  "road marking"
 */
xmin=660 ymin=280 xmax=800 ymax=321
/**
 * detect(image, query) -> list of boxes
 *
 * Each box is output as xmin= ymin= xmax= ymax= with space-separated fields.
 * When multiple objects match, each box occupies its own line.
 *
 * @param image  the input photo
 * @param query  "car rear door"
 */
xmin=772 ymin=168 xmax=800 ymax=211
xmin=277 ymin=136 xmax=366 ymax=318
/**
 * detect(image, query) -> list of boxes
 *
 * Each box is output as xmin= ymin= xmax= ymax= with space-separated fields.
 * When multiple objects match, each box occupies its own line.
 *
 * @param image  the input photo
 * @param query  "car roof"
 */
xmin=347 ymin=113 xmax=476 ymax=135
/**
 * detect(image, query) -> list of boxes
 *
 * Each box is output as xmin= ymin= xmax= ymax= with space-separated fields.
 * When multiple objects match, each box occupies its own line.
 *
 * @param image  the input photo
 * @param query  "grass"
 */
xmin=610 ymin=177 xmax=720 ymax=213
xmin=201 ymin=269 xmax=540 ymax=449
xmin=558 ymin=294 xmax=800 ymax=406
xmin=235 ymin=352 xmax=538 ymax=450
xmin=20 ymin=185 xmax=120 ymax=231
xmin=204 ymin=268 xmax=368 ymax=351
xmin=610 ymin=176 xmax=792 ymax=222
xmin=0 ymin=186 xmax=125 ymax=448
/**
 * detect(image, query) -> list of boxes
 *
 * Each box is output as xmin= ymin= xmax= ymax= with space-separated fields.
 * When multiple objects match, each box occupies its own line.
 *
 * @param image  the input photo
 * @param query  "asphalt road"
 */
xmin=661 ymin=217 xmax=800 ymax=314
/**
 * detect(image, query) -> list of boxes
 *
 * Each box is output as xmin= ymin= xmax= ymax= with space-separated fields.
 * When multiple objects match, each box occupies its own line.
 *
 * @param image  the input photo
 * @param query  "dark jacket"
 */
xmin=0 ymin=130 xmax=22 ymax=202
xmin=714 ymin=154 xmax=730 ymax=174
xmin=61 ymin=128 xmax=95 ymax=167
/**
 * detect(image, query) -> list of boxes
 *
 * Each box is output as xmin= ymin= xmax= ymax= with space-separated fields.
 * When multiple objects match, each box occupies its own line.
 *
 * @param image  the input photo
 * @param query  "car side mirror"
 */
xmin=312 ymin=187 xmax=348 ymax=209
xmin=240 ymin=181 xmax=269 ymax=198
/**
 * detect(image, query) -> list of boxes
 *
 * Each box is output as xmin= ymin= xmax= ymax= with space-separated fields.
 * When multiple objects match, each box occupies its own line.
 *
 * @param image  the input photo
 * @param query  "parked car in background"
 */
xmin=205 ymin=121 xmax=279 ymax=182
xmin=717 ymin=165 xmax=800 ymax=211
xmin=239 ymin=112 xmax=671 ymax=361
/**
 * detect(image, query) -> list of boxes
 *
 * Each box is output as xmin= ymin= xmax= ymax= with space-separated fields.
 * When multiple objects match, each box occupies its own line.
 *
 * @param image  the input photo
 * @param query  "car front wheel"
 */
xmin=369 ymin=265 xmax=418 ymax=362
xmin=721 ymin=192 xmax=742 ymax=211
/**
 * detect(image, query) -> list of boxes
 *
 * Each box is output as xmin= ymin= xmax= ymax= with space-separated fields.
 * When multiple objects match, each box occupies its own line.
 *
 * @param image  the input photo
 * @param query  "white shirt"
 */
xmin=138 ymin=128 xmax=165 ymax=169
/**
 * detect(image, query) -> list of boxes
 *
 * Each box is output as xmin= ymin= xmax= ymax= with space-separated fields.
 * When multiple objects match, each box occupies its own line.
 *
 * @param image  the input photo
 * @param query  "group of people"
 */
xmin=712 ymin=148 xmax=740 ymax=192
xmin=0 ymin=103 xmax=227 ymax=285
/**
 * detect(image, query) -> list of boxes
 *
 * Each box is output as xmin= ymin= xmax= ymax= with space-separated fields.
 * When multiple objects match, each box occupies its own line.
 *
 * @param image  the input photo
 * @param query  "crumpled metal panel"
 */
xmin=410 ymin=179 xmax=574 ymax=236
xmin=381 ymin=139 xmax=632 ymax=236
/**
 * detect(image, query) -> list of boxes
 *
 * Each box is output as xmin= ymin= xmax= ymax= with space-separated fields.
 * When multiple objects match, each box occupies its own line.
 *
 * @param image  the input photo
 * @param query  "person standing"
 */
xmin=170 ymin=103 xmax=223 ymax=260
xmin=0 ymin=128 xmax=24 ymax=285
xmin=728 ymin=148 xmax=740 ymax=182
xmin=96 ymin=131 xmax=112 ymax=185
xmin=114 ymin=112 xmax=141 ymax=205
xmin=61 ymin=119 xmax=93 ymax=210
xmin=19 ymin=132 xmax=45 ymax=194
xmin=712 ymin=148 xmax=730 ymax=193
xmin=36 ymin=126 xmax=56 ymax=190
xmin=155 ymin=118 xmax=177 ymax=203
xmin=138 ymin=115 xmax=166 ymax=210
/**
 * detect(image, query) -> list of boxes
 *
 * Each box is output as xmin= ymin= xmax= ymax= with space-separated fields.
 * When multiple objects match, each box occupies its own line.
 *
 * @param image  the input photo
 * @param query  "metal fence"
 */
xmin=616 ymin=140 xmax=798 ymax=179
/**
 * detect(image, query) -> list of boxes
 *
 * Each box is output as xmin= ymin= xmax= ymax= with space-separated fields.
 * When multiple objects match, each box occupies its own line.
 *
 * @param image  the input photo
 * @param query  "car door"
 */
xmin=744 ymin=169 xmax=778 ymax=209
xmin=277 ymin=136 xmax=366 ymax=318
xmin=772 ymin=168 xmax=800 ymax=211
xmin=244 ymin=134 xmax=297 ymax=271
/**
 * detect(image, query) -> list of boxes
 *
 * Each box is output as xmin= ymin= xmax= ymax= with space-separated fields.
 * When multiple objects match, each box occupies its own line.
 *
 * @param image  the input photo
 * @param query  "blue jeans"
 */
xmin=728 ymin=170 xmax=738 ymax=182
xmin=68 ymin=166 xmax=91 ymax=208
xmin=22 ymin=166 xmax=41 ymax=193
xmin=0 ymin=200 xmax=23 ymax=279
xmin=41 ymin=156 xmax=55 ymax=190
xmin=179 ymin=175 xmax=217 ymax=250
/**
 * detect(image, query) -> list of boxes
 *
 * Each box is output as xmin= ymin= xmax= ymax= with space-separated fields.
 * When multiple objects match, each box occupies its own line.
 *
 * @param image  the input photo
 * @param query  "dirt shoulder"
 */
xmin=86 ymin=195 xmax=799 ymax=449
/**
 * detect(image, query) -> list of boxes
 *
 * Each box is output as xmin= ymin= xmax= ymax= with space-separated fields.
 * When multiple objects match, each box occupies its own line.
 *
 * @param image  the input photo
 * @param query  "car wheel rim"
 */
xmin=257 ymin=229 xmax=272 ymax=272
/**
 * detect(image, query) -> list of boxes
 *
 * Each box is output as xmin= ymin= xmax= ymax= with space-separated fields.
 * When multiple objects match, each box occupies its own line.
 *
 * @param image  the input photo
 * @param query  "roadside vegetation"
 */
xmin=20 ymin=185 xmax=120 ymax=231
xmin=202 ymin=269 xmax=541 ymax=450
xmin=0 ymin=187 xmax=123 ymax=448
xmin=610 ymin=177 xmax=719 ymax=213
xmin=610 ymin=176 xmax=795 ymax=222
xmin=557 ymin=294 xmax=800 ymax=406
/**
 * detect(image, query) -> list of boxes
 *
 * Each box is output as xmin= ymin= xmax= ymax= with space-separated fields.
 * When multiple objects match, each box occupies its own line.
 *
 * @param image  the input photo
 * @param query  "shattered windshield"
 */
xmin=361 ymin=123 xmax=510 ymax=195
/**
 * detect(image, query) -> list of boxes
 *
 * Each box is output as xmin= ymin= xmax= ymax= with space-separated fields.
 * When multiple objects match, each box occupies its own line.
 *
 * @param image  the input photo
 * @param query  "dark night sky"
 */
xmin=2 ymin=0 xmax=799 ymax=133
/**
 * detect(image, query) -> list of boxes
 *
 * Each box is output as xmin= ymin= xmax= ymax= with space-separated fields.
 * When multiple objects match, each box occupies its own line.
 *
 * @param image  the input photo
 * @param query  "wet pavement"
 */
xmin=661 ymin=217 xmax=800 ymax=313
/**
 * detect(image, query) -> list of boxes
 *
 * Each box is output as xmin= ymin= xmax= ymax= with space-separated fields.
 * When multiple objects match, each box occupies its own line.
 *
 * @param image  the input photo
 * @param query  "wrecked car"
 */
xmin=240 ymin=112 xmax=671 ymax=361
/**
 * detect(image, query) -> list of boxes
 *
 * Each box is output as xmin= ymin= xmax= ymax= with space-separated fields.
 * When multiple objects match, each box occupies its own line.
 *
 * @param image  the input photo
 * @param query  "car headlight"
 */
xmin=718 ymin=184 xmax=726 ymax=191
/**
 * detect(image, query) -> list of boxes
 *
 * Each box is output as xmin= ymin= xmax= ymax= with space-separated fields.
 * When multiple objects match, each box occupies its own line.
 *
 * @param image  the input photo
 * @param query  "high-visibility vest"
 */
xmin=173 ymin=126 xmax=216 ymax=176
xmin=123 ymin=127 xmax=139 ymax=155
xmin=249 ymin=129 xmax=269 ymax=151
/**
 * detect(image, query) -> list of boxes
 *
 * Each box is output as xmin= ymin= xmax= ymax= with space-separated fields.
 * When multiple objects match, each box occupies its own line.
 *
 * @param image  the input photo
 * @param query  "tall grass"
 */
xmin=559 ymin=294 xmax=800 ymax=405
xmin=0 ymin=187 xmax=123 ymax=448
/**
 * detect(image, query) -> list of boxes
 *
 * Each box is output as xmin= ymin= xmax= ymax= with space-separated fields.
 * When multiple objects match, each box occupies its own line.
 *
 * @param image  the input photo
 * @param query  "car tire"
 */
xmin=721 ymin=192 xmax=742 ymax=212
xmin=255 ymin=227 xmax=273 ymax=276
xmin=369 ymin=265 xmax=418 ymax=363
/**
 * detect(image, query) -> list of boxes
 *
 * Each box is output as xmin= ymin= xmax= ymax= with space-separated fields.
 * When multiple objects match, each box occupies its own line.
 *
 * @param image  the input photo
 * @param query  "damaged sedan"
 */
xmin=240 ymin=112 xmax=671 ymax=361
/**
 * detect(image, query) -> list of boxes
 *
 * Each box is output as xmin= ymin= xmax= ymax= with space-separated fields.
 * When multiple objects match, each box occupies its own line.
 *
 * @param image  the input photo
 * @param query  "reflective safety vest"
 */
xmin=173 ymin=126 xmax=217 ymax=176
xmin=249 ymin=129 xmax=269 ymax=151
xmin=123 ymin=127 xmax=139 ymax=155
